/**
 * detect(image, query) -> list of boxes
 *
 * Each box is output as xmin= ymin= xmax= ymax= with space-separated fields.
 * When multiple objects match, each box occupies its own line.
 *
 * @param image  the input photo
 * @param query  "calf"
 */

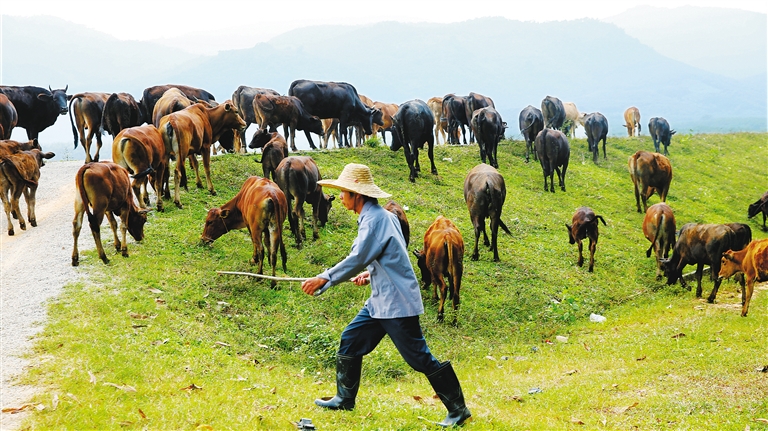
xmin=383 ymin=200 xmax=410 ymax=246
xmin=660 ymin=223 xmax=735 ymax=303
xmin=111 ymin=125 xmax=168 ymax=211
xmin=566 ymin=207 xmax=607 ymax=272
xmin=72 ymin=162 xmax=150 ymax=265
xmin=470 ymin=107 xmax=506 ymax=169
xmin=584 ymin=112 xmax=608 ymax=163
xmin=249 ymin=129 xmax=288 ymax=181
xmin=747 ymin=191 xmax=768 ymax=231
xmin=720 ymin=238 xmax=768 ymax=317
xmin=0 ymin=148 xmax=55 ymax=235
xmin=629 ymin=150 xmax=672 ymax=213
xmin=534 ymin=129 xmax=570 ymax=193
xmin=253 ymin=93 xmax=323 ymax=152
xmin=464 ymin=163 xmax=512 ymax=262
xmin=372 ymin=101 xmax=398 ymax=144
xmin=274 ymin=156 xmax=334 ymax=249
xmin=518 ymin=105 xmax=543 ymax=163
xmin=648 ymin=117 xmax=675 ymax=155
xmin=623 ymin=106 xmax=641 ymax=137
xmin=69 ymin=92 xmax=110 ymax=163
xmin=413 ymin=216 xmax=464 ymax=323
xmin=642 ymin=202 xmax=676 ymax=279
xmin=390 ymin=99 xmax=437 ymax=182
xmin=201 ymin=176 xmax=288 ymax=287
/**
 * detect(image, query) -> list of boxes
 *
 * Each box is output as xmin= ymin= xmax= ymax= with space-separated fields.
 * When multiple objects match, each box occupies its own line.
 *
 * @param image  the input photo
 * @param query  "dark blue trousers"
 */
xmin=337 ymin=306 xmax=442 ymax=375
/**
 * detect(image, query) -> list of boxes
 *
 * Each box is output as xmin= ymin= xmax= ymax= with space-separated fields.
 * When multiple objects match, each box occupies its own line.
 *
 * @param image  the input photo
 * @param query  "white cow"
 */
xmin=563 ymin=102 xmax=587 ymax=138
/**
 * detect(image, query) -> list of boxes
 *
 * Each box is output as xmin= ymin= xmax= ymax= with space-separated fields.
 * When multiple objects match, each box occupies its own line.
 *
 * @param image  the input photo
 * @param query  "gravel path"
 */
xmin=0 ymin=160 xmax=90 ymax=430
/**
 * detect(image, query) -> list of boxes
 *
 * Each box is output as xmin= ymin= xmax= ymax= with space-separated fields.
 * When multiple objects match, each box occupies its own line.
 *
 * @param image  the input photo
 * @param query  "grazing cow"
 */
xmin=427 ymin=96 xmax=449 ymax=145
xmin=152 ymin=88 xmax=194 ymax=127
xmin=720 ymin=238 xmax=768 ymax=317
xmin=534 ymin=129 xmax=570 ymax=193
xmin=274 ymin=156 xmax=334 ymax=249
xmin=464 ymin=92 xmax=494 ymax=143
xmin=71 ymin=162 xmax=150 ymax=265
xmin=584 ymin=112 xmax=609 ymax=163
xmin=111 ymin=125 xmax=168 ymax=211
xmin=642 ymin=202 xmax=676 ymax=279
xmin=0 ymin=85 xmax=69 ymax=140
xmin=747 ymin=191 xmax=768 ymax=231
xmin=201 ymin=176 xmax=288 ymax=287
xmin=159 ymin=101 xmax=246 ymax=209
xmin=565 ymin=207 xmax=607 ymax=272
xmin=102 ymin=92 xmax=144 ymax=139
xmin=470 ymin=107 xmax=506 ymax=169
xmin=0 ymin=93 xmax=19 ymax=139
xmin=648 ymin=117 xmax=675 ymax=155
xmin=660 ymin=223 xmax=735 ymax=303
xmin=0 ymin=147 xmax=55 ymax=235
xmin=383 ymin=200 xmax=410 ymax=246
xmin=442 ymin=94 xmax=469 ymax=145
xmin=69 ymin=92 xmax=110 ymax=163
xmin=372 ymin=101 xmax=398 ymax=144
xmin=541 ymin=95 xmax=565 ymax=130
xmin=287 ymin=79 xmax=383 ymax=149
xmin=413 ymin=216 xmax=464 ymax=323
xmin=623 ymin=106 xmax=641 ymax=137
xmin=628 ymin=150 xmax=672 ymax=213
xmin=231 ymin=85 xmax=280 ymax=153
xmin=518 ymin=105 xmax=544 ymax=163
xmin=390 ymin=99 xmax=437 ymax=183
xmin=248 ymin=129 xmax=288 ymax=181
xmin=252 ymin=93 xmax=323 ymax=152
xmin=562 ymin=102 xmax=586 ymax=138
xmin=347 ymin=94 xmax=376 ymax=148
xmin=463 ymin=164 xmax=512 ymax=261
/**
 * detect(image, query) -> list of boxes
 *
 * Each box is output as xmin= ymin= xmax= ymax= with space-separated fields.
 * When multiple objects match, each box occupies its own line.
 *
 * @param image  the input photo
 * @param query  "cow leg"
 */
xmin=105 ymin=211 xmax=121 ymax=253
xmin=187 ymin=154 xmax=204 ymax=190
xmin=479 ymin=142 xmax=487 ymax=164
xmin=471 ymin=221 xmax=481 ymax=261
xmin=303 ymin=129 xmax=318 ymax=150
xmin=588 ymin=236 xmax=597 ymax=272
xmin=93 ymin=129 xmax=103 ymax=162
xmin=576 ymin=239 xmax=584 ymax=267
xmin=490 ymin=218 xmax=500 ymax=262
xmin=427 ymin=137 xmax=438 ymax=175
xmin=200 ymin=150 xmax=216 ymax=196
xmin=153 ymin=163 xmax=166 ymax=212
xmin=285 ymin=124 xmax=296 ymax=152
xmin=10 ymin=185 xmax=26 ymax=230
xmin=435 ymin=276 xmax=447 ymax=323
xmin=297 ymin=200 xmax=307 ymax=242
xmin=402 ymin=143 xmax=417 ymax=183
xmin=555 ymin=167 xmax=565 ymax=192
xmin=88 ymin=212 xmax=109 ymax=264
xmin=742 ymin=279 xmax=755 ymax=317
xmin=131 ymin=178 xmax=145 ymax=209
xmin=602 ymin=138 xmax=607 ymax=159
xmin=24 ymin=184 xmax=37 ymax=227
xmin=2 ymin=187 xmax=15 ymax=236
xmin=695 ymin=263 xmax=705 ymax=298
xmin=413 ymin=145 xmax=421 ymax=173
xmin=71 ymin=206 xmax=85 ymax=266
xmin=248 ymin=226 xmax=265 ymax=274
xmin=173 ymin=156 xmax=185 ymax=209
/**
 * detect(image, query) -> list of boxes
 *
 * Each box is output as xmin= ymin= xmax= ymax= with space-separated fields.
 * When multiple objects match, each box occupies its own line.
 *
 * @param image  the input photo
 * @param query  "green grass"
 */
xmin=17 ymin=132 xmax=768 ymax=430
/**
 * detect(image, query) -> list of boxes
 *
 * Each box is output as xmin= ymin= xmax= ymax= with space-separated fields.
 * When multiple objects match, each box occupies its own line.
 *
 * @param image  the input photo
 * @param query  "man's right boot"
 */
xmin=314 ymin=354 xmax=362 ymax=410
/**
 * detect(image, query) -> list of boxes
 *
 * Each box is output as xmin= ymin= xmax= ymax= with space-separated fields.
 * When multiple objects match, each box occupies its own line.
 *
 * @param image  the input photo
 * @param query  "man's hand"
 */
xmin=351 ymin=271 xmax=370 ymax=286
xmin=301 ymin=277 xmax=329 ymax=296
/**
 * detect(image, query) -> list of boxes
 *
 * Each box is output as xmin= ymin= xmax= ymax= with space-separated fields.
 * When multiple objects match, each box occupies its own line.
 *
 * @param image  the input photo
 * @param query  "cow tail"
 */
xmin=446 ymin=239 xmax=455 ymax=301
xmin=596 ymin=215 xmax=607 ymax=226
xmin=76 ymin=165 xmax=97 ymax=229
xmin=132 ymin=167 xmax=154 ymax=179
xmin=162 ymin=120 xmax=176 ymax=160
xmin=69 ymin=95 xmax=81 ymax=148
xmin=2 ymin=158 xmax=38 ymax=187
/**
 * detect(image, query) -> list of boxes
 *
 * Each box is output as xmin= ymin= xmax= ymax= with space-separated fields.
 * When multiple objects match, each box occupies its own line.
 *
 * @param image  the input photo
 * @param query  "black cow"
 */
xmin=584 ymin=112 xmax=609 ymax=163
xmin=0 ymin=93 xmax=19 ymax=140
xmin=660 ymin=223 xmax=736 ymax=304
xmin=231 ymin=85 xmax=280 ymax=153
xmin=389 ymin=99 xmax=437 ymax=183
xmin=534 ymin=129 xmax=570 ymax=193
xmin=464 ymin=163 xmax=512 ymax=262
xmin=519 ymin=105 xmax=543 ymax=163
xmin=464 ymin=92 xmax=494 ymax=143
xmin=748 ymin=191 xmax=768 ymax=231
xmin=470 ymin=107 xmax=506 ymax=169
xmin=648 ymin=117 xmax=675 ymax=155
xmin=287 ymin=79 xmax=382 ymax=149
xmin=541 ymin=95 xmax=565 ymax=130
xmin=441 ymin=94 xmax=469 ymax=145
xmin=0 ymin=85 xmax=69 ymax=139
xmin=102 ymin=92 xmax=144 ymax=139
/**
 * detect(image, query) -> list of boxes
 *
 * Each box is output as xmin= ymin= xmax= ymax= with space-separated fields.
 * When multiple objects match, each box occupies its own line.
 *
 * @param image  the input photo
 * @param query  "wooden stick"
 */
xmin=216 ymin=271 xmax=308 ymax=282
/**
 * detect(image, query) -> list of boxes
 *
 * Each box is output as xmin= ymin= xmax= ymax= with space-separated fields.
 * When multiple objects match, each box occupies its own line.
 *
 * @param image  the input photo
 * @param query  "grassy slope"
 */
xmin=18 ymin=132 xmax=768 ymax=430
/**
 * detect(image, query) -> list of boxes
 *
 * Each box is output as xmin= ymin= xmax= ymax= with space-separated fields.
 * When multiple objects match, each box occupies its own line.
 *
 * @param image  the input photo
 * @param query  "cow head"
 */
xmin=127 ymin=208 xmax=150 ymax=241
xmin=29 ymin=149 xmax=56 ymax=167
xmin=249 ymin=128 xmax=272 ymax=149
xmin=718 ymin=250 xmax=741 ymax=280
xmin=201 ymin=208 xmax=231 ymax=244
xmin=412 ymin=249 xmax=431 ymax=288
xmin=748 ymin=199 xmax=766 ymax=218
xmin=217 ymin=102 xmax=247 ymax=132
xmin=316 ymin=188 xmax=335 ymax=227
xmin=361 ymin=107 xmax=383 ymax=136
xmin=565 ymin=223 xmax=575 ymax=244
xmin=305 ymin=115 xmax=324 ymax=136
xmin=658 ymin=257 xmax=680 ymax=285
xmin=47 ymin=85 xmax=69 ymax=115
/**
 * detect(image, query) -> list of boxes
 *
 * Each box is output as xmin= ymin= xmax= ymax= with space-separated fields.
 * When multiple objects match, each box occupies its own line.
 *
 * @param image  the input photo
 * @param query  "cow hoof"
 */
xmin=8 ymin=229 xmax=13 ymax=236
xmin=100 ymin=256 xmax=110 ymax=264
xmin=175 ymin=202 xmax=183 ymax=209
xmin=210 ymin=190 xmax=217 ymax=196
xmin=122 ymin=250 xmax=129 ymax=257
xmin=30 ymin=219 xmax=37 ymax=227
xmin=196 ymin=183 xmax=204 ymax=189
xmin=72 ymin=257 xmax=79 ymax=266
xmin=707 ymin=297 xmax=716 ymax=304
xmin=431 ymin=169 xmax=438 ymax=175
xmin=588 ymin=267 xmax=594 ymax=273
xmin=470 ymin=255 xmax=479 ymax=261
xmin=19 ymin=223 xmax=26 ymax=230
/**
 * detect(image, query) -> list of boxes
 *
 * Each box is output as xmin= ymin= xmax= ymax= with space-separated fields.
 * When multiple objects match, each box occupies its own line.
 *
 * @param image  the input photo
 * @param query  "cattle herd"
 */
xmin=0 ymin=81 xmax=767 ymax=321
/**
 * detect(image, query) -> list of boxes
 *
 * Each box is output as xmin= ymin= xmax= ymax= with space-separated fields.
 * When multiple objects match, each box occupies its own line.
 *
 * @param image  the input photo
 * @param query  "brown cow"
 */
xmin=274 ymin=156 xmax=334 ymax=248
xmin=71 ymin=162 xmax=150 ymax=265
xmin=413 ymin=216 xmax=464 ymax=323
xmin=0 ymin=93 xmax=19 ymax=140
xmin=623 ymin=106 xmax=641 ymax=137
xmin=427 ymin=96 xmax=448 ymax=145
xmin=248 ymin=129 xmax=288 ymax=181
xmin=748 ymin=191 xmax=768 ymax=231
xmin=111 ymin=125 xmax=168 ymax=211
xmin=102 ymin=92 xmax=144 ymax=139
xmin=201 ymin=176 xmax=288 ymax=287
xmin=720 ymin=238 xmax=768 ymax=317
xmin=321 ymin=118 xmax=340 ymax=149
xmin=464 ymin=164 xmax=511 ymax=262
xmin=158 ymin=101 xmax=246 ymax=209
xmin=371 ymin=101 xmax=398 ymax=144
xmin=152 ymin=88 xmax=193 ymax=127
xmin=642 ymin=202 xmax=676 ymax=279
xmin=383 ymin=200 xmax=410 ymax=246
xmin=231 ymin=85 xmax=280 ymax=154
xmin=0 ymin=147 xmax=54 ymax=235
xmin=629 ymin=150 xmax=672 ymax=213
xmin=566 ymin=207 xmax=607 ymax=272
xmin=253 ymin=93 xmax=323 ymax=152
xmin=68 ymin=92 xmax=110 ymax=163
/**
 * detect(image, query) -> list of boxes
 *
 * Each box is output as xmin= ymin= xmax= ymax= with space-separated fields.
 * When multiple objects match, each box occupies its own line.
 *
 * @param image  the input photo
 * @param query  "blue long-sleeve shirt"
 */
xmin=317 ymin=200 xmax=424 ymax=318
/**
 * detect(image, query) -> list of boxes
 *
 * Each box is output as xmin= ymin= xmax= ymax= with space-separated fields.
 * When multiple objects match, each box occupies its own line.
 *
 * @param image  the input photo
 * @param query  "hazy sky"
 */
xmin=3 ymin=0 xmax=767 ymax=46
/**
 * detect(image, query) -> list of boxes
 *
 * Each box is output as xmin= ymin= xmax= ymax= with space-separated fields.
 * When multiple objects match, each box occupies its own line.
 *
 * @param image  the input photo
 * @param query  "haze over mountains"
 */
xmin=1 ymin=6 xmax=765 ymax=160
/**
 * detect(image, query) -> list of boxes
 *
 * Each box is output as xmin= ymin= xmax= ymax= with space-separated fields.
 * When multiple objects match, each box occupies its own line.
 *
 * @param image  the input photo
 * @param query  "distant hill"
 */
xmin=603 ymin=6 xmax=766 ymax=80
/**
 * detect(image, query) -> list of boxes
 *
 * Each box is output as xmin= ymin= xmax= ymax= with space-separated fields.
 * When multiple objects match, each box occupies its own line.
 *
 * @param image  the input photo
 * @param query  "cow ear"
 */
xmin=221 ymin=209 xmax=230 ymax=219
xmin=413 ymin=249 xmax=423 ymax=258
xmin=37 ymin=93 xmax=52 ymax=101
xmin=43 ymin=152 xmax=55 ymax=159
xmin=225 ymin=103 xmax=232 ymax=111
xmin=328 ymin=194 xmax=335 ymax=202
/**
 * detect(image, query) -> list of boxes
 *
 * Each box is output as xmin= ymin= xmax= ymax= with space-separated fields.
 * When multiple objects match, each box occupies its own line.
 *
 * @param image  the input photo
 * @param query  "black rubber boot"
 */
xmin=426 ymin=361 xmax=472 ymax=427
xmin=314 ymin=354 xmax=362 ymax=410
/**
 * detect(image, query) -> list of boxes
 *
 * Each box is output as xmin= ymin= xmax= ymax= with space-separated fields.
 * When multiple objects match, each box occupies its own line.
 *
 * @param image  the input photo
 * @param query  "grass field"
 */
xmin=16 ymin=132 xmax=768 ymax=430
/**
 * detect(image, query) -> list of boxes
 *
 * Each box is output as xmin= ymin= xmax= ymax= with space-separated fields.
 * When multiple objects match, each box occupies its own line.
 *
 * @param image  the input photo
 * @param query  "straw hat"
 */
xmin=317 ymin=163 xmax=391 ymax=198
